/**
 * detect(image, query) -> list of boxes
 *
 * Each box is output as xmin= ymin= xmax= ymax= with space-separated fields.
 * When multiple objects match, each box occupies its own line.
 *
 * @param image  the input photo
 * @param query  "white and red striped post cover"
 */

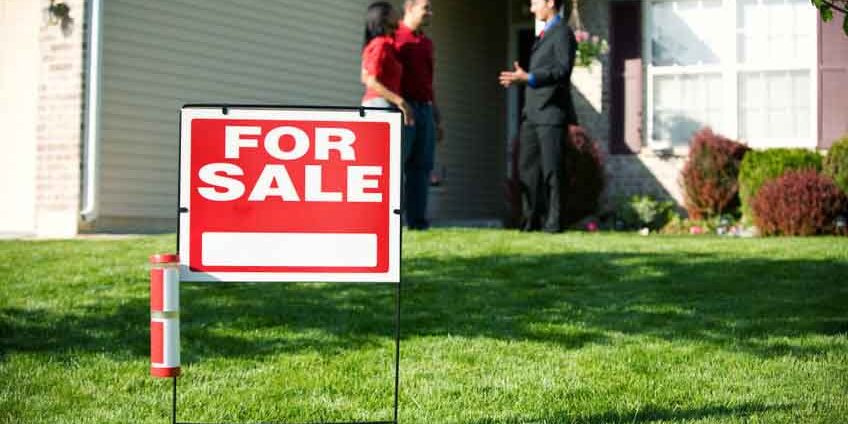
xmin=150 ymin=254 xmax=180 ymax=378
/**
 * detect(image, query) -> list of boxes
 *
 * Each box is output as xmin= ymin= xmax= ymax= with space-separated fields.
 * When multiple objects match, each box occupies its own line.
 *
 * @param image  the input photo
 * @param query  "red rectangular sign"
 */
xmin=178 ymin=107 xmax=402 ymax=283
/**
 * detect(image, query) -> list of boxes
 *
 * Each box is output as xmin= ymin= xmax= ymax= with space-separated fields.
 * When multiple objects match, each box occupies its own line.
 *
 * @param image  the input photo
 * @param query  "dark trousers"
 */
xmin=519 ymin=121 xmax=564 ymax=232
xmin=402 ymin=102 xmax=436 ymax=230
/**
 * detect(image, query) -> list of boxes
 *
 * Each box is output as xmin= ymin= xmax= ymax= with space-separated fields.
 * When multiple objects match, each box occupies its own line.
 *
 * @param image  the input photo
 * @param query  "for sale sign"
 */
xmin=178 ymin=106 xmax=402 ymax=283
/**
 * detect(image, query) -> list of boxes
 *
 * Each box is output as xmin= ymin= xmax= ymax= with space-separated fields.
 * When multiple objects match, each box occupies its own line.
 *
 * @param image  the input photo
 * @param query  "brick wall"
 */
xmin=34 ymin=0 xmax=86 ymax=237
xmin=606 ymin=154 xmax=686 ymax=207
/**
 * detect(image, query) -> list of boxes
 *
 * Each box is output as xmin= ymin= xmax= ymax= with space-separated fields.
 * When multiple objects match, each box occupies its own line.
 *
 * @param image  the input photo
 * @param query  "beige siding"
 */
xmin=95 ymin=0 xmax=507 ymax=230
xmin=96 ymin=0 xmax=370 ymax=226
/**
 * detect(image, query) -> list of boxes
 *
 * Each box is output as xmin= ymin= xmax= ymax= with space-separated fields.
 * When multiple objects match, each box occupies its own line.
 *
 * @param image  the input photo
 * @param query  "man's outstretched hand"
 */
xmin=499 ymin=61 xmax=529 ymax=88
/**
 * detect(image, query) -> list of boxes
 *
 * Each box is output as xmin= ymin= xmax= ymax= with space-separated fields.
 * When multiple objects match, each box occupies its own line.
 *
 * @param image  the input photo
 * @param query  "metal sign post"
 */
xmin=167 ymin=281 xmax=401 ymax=424
xmin=154 ymin=104 xmax=404 ymax=424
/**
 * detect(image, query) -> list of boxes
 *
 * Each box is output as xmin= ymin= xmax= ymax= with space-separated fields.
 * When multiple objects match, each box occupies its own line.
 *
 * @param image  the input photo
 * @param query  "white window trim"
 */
xmin=643 ymin=0 xmax=819 ymax=153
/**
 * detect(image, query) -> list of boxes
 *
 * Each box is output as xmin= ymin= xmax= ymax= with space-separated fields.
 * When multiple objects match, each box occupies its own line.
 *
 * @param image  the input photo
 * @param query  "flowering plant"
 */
xmin=574 ymin=30 xmax=609 ymax=67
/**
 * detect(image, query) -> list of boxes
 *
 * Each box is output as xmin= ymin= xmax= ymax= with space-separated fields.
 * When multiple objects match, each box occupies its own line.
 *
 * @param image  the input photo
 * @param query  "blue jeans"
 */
xmin=403 ymin=102 xmax=436 ymax=230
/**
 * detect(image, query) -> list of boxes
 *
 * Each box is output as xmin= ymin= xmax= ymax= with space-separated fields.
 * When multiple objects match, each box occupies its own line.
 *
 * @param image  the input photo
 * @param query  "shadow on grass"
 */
xmin=469 ymin=401 xmax=793 ymax=423
xmin=2 ymin=250 xmax=846 ymax=362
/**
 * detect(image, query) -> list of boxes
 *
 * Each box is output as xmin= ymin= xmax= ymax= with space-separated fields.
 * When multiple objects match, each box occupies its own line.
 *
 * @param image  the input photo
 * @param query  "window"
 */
xmin=653 ymin=73 xmax=723 ymax=145
xmin=737 ymin=0 xmax=813 ymax=65
xmin=645 ymin=0 xmax=816 ymax=150
xmin=739 ymin=70 xmax=811 ymax=141
xmin=651 ymin=0 xmax=723 ymax=67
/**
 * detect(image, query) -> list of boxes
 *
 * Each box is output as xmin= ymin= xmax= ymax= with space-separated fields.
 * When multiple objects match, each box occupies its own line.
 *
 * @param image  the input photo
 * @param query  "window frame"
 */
xmin=643 ymin=0 xmax=819 ymax=153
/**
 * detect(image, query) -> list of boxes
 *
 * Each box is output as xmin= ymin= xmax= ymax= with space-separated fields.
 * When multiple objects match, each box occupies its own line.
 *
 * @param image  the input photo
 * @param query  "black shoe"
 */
xmin=520 ymin=218 xmax=540 ymax=232
xmin=407 ymin=222 xmax=430 ymax=231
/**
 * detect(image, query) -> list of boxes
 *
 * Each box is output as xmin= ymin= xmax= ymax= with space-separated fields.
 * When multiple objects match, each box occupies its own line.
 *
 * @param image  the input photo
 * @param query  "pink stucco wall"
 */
xmin=818 ymin=18 xmax=848 ymax=149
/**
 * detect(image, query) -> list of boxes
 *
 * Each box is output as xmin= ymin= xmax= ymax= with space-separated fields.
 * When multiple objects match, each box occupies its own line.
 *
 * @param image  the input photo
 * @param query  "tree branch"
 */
xmin=821 ymin=0 xmax=848 ymax=15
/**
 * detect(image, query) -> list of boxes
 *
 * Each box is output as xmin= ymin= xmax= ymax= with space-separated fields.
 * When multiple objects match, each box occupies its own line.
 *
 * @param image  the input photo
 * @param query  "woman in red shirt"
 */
xmin=361 ymin=1 xmax=413 ymax=125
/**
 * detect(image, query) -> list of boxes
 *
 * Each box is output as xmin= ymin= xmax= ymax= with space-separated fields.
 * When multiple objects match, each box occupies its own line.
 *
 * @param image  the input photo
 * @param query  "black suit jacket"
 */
xmin=523 ymin=19 xmax=578 ymax=126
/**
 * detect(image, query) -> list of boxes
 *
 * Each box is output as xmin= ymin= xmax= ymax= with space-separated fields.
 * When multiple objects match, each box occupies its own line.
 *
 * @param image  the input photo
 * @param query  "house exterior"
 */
xmin=1 ymin=0 xmax=846 ymax=237
xmin=604 ymin=0 xmax=848 ymax=207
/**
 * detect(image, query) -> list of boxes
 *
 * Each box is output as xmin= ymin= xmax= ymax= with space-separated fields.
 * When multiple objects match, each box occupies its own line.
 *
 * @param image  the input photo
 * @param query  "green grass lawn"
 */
xmin=1 ymin=230 xmax=847 ymax=423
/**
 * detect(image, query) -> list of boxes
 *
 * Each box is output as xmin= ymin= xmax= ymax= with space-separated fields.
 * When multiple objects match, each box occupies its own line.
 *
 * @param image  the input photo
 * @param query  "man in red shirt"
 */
xmin=395 ymin=0 xmax=442 ymax=230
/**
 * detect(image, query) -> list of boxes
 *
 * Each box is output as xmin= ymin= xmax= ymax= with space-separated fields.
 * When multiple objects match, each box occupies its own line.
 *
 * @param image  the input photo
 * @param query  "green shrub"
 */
xmin=615 ymin=195 xmax=677 ymax=230
xmin=738 ymin=148 xmax=822 ymax=217
xmin=823 ymin=136 xmax=848 ymax=194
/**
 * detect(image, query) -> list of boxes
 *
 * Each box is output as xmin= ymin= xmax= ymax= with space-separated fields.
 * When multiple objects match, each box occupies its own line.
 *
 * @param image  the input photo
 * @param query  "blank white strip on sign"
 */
xmin=202 ymin=232 xmax=378 ymax=267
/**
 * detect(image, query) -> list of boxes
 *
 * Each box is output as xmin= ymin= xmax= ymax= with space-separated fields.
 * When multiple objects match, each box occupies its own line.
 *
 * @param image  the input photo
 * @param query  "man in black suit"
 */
xmin=500 ymin=0 xmax=577 ymax=233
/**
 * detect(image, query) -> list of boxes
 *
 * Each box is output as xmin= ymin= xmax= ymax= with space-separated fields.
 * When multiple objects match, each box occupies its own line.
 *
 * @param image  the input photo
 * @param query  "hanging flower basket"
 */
xmin=568 ymin=0 xmax=609 ymax=67
xmin=574 ymin=30 xmax=609 ymax=67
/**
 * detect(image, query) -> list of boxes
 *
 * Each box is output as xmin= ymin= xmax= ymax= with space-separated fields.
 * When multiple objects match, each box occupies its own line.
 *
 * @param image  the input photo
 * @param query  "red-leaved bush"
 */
xmin=562 ymin=126 xmax=606 ymax=225
xmin=680 ymin=128 xmax=750 ymax=220
xmin=751 ymin=169 xmax=848 ymax=236
xmin=504 ymin=125 xmax=605 ymax=228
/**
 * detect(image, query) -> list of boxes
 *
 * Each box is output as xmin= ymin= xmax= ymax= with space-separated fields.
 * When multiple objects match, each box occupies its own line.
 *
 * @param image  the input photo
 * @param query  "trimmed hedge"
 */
xmin=680 ymin=128 xmax=749 ymax=220
xmin=751 ymin=170 xmax=847 ymax=236
xmin=738 ymin=148 xmax=822 ymax=217
xmin=823 ymin=136 xmax=848 ymax=195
